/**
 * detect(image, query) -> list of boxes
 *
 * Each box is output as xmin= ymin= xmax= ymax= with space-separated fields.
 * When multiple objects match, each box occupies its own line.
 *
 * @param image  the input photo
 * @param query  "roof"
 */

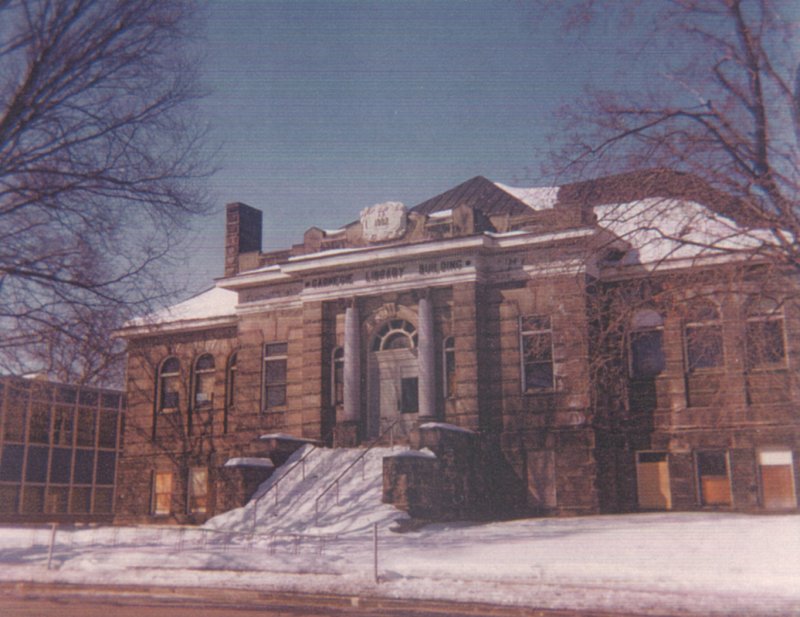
xmin=123 ymin=286 xmax=238 ymax=331
xmin=411 ymin=176 xmax=536 ymax=217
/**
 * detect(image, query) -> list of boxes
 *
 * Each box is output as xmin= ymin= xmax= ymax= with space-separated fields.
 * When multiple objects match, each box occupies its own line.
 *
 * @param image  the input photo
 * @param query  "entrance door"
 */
xmin=759 ymin=450 xmax=797 ymax=510
xmin=636 ymin=451 xmax=671 ymax=510
xmin=366 ymin=320 xmax=419 ymax=440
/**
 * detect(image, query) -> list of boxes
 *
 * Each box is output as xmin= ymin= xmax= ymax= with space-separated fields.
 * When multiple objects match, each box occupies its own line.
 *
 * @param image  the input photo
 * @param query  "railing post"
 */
xmin=46 ymin=523 xmax=58 ymax=570
xmin=373 ymin=522 xmax=379 ymax=583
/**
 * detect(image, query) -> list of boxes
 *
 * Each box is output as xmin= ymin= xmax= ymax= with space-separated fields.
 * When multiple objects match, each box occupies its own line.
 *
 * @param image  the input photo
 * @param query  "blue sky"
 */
xmin=184 ymin=1 xmax=656 ymax=291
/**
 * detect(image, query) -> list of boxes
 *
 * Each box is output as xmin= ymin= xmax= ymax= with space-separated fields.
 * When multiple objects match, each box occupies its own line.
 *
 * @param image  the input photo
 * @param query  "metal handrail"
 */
xmin=313 ymin=419 xmax=400 ymax=524
xmin=251 ymin=429 xmax=334 ymax=533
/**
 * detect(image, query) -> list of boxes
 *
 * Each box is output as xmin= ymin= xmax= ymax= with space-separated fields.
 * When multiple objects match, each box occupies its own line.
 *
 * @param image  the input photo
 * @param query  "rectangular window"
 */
xmin=630 ymin=330 xmax=665 ymax=379
xmin=521 ymin=315 xmax=554 ymax=390
xmin=263 ymin=343 xmax=288 ymax=410
xmin=759 ymin=450 xmax=796 ymax=510
xmin=685 ymin=325 xmax=723 ymax=371
xmin=153 ymin=471 xmax=173 ymax=515
xmin=443 ymin=337 xmax=456 ymax=399
xmin=400 ymin=377 xmax=419 ymax=413
xmin=746 ymin=320 xmax=786 ymax=368
xmin=696 ymin=451 xmax=732 ymax=506
xmin=636 ymin=451 xmax=671 ymax=510
xmin=188 ymin=467 xmax=208 ymax=515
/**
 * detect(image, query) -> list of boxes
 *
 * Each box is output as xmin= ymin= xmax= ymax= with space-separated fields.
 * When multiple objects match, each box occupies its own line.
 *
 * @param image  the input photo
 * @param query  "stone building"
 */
xmin=0 ymin=375 xmax=124 ymax=523
xmin=115 ymin=171 xmax=799 ymax=524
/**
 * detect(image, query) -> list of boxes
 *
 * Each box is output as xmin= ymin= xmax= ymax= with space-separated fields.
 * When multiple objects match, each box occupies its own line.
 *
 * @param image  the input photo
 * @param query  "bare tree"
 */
xmin=0 ymin=0 xmax=212 ymax=385
xmin=543 ymin=0 xmax=798 ymax=271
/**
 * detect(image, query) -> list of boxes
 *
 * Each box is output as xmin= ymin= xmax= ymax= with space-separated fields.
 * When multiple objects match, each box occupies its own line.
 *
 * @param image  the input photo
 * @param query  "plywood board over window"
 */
xmin=759 ymin=450 xmax=796 ymax=510
xmin=636 ymin=451 xmax=671 ymax=510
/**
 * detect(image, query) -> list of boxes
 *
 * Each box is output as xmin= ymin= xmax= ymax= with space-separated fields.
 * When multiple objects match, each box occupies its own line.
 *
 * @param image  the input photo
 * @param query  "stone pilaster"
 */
xmin=417 ymin=296 xmax=436 ymax=420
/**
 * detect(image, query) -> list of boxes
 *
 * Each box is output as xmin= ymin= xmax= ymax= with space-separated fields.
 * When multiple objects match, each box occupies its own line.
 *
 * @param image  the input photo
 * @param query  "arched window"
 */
xmin=629 ymin=309 xmax=665 ymax=379
xmin=331 ymin=347 xmax=344 ymax=406
xmin=684 ymin=300 xmax=723 ymax=371
xmin=372 ymin=319 xmax=418 ymax=351
xmin=745 ymin=297 xmax=786 ymax=369
xmin=193 ymin=354 xmax=215 ymax=407
xmin=443 ymin=336 xmax=456 ymax=398
xmin=224 ymin=352 xmax=237 ymax=433
xmin=158 ymin=357 xmax=180 ymax=411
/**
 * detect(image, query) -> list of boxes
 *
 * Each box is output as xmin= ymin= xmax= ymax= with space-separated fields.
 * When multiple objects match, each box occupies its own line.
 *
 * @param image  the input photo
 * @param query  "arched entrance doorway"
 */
xmin=366 ymin=319 xmax=419 ymax=439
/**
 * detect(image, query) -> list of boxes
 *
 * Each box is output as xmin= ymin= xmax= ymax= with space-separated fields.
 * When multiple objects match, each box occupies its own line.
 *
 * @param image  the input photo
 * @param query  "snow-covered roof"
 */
xmin=594 ymin=197 xmax=770 ymax=267
xmin=223 ymin=457 xmax=275 ymax=469
xmin=494 ymin=182 xmax=559 ymax=211
xmin=123 ymin=286 xmax=238 ymax=331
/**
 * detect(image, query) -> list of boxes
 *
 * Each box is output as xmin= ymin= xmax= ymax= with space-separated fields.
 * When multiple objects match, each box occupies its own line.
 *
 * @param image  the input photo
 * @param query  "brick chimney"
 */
xmin=225 ymin=202 xmax=262 ymax=277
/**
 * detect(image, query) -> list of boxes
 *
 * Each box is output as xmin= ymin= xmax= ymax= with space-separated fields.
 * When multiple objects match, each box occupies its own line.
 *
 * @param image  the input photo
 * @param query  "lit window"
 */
xmin=443 ymin=336 xmax=456 ymax=399
xmin=188 ymin=467 xmax=208 ymax=515
xmin=630 ymin=309 xmax=665 ymax=379
xmin=521 ymin=315 xmax=554 ymax=390
xmin=696 ymin=450 xmax=732 ymax=506
xmin=332 ymin=347 xmax=344 ymax=406
xmin=158 ymin=357 xmax=180 ymax=411
xmin=193 ymin=354 xmax=215 ymax=407
xmin=745 ymin=297 xmax=786 ymax=369
xmin=153 ymin=471 xmax=173 ymax=515
xmin=263 ymin=343 xmax=288 ymax=411
xmin=684 ymin=300 xmax=723 ymax=371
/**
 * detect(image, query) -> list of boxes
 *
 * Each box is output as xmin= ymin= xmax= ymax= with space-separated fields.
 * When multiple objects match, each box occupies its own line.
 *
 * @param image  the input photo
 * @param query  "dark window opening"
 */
xmin=401 ymin=377 xmax=419 ymax=413
xmin=685 ymin=301 xmax=723 ymax=371
xmin=521 ymin=315 xmax=554 ymax=390
xmin=264 ymin=343 xmax=288 ymax=410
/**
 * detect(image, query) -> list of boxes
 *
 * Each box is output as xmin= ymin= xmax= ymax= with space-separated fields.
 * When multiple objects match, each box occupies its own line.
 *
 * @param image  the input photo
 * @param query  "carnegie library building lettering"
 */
xmin=114 ymin=171 xmax=800 ymax=524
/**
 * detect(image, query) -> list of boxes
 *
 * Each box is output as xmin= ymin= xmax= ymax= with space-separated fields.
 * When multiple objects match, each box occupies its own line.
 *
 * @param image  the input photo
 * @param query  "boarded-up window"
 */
xmin=759 ymin=450 xmax=796 ymax=510
xmin=696 ymin=450 xmax=732 ymax=506
xmin=153 ymin=471 xmax=173 ymax=515
xmin=636 ymin=451 xmax=671 ymax=510
xmin=526 ymin=450 xmax=557 ymax=509
xmin=188 ymin=467 xmax=208 ymax=515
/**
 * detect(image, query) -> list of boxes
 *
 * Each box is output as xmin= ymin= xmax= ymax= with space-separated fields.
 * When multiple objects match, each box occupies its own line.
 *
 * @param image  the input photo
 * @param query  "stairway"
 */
xmin=204 ymin=445 xmax=407 ymax=535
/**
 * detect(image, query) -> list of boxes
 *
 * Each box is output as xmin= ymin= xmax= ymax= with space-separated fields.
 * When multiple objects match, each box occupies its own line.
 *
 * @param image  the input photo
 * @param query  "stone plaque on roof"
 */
xmin=360 ymin=201 xmax=407 ymax=243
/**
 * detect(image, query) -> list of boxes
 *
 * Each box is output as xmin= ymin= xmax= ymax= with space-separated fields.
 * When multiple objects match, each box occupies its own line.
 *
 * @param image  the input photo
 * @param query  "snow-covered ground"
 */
xmin=1 ymin=445 xmax=798 ymax=616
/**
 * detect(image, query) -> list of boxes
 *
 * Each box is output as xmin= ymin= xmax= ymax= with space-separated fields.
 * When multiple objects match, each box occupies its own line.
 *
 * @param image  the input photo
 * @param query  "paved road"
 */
xmin=0 ymin=582 xmax=654 ymax=617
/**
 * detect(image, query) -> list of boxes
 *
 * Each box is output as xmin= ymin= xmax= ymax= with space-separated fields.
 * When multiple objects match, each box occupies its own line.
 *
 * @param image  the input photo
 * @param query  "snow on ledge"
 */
xmin=259 ymin=433 xmax=318 ymax=443
xmin=387 ymin=447 xmax=437 ymax=459
xmin=224 ymin=457 xmax=275 ymax=469
xmin=419 ymin=422 xmax=476 ymax=434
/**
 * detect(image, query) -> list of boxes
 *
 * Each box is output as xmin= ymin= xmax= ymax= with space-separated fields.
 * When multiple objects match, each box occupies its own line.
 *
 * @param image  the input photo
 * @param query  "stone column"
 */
xmin=343 ymin=305 xmax=361 ymax=423
xmin=418 ymin=296 xmax=436 ymax=420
